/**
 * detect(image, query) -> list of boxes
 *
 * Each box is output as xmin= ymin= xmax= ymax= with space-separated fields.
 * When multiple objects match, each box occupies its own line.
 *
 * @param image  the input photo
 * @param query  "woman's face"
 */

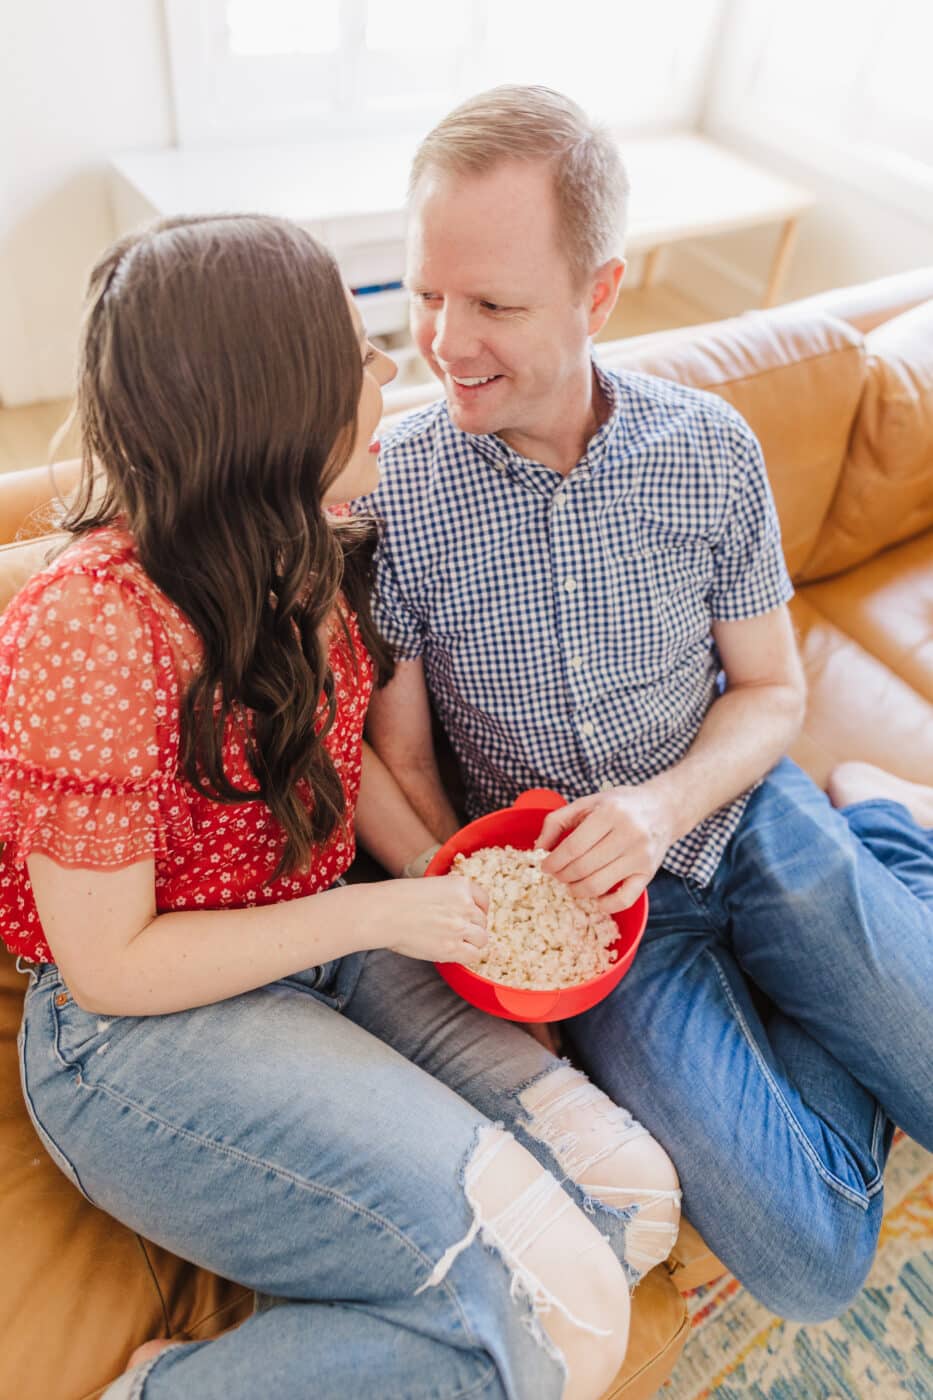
xmin=322 ymin=292 xmax=397 ymax=505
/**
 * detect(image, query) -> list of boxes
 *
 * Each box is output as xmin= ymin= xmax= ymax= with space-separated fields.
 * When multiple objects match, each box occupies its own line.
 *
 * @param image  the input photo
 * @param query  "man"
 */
xmin=360 ymin=85 xmax=933 ymax=1321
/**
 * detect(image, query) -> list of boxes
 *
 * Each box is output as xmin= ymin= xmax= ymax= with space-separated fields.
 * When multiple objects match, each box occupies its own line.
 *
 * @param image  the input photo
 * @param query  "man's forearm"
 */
xmin=364 ymin=661 xmax=463 ymax=849
xmin=371 ymin=744 xmax=461 ymax=847
xmin=354 ymin=742 xmax=443 ymax=876
xmin=645 ymin=680 xmax=805 ymax=843
xmin=396 ymin=757 xmax=462 ymax=845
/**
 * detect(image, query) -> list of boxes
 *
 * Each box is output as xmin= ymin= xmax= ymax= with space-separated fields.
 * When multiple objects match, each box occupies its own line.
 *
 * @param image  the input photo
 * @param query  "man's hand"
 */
xmin=537 ymin=782 xmax=676 ymax=912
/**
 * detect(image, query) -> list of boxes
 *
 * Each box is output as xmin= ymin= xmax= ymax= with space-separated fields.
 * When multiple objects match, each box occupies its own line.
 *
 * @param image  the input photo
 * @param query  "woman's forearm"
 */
xmin=30 ymin=744 xmax=455 ymax=1018
xmin=111 ymin=888 xmax=384 ymax=1016
xmin=28 ymin=851 xmax=384 ymax=1017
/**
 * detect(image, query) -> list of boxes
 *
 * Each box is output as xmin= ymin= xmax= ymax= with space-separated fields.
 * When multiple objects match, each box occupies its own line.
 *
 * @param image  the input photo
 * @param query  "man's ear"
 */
xmin=587 ymin=258 xmax=625 ymax=336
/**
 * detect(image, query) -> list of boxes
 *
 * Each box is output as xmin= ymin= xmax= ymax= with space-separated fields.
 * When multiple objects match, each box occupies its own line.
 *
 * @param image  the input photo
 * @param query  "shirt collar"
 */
xmin=586 ymin=361 xmax=624 ymax=474
xmin=438 ymin=356 xmax=623 ymax=489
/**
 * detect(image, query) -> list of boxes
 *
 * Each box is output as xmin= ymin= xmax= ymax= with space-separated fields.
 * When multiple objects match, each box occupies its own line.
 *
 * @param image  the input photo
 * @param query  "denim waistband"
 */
xmin=15 ymin=957 xmax=58 ymax=987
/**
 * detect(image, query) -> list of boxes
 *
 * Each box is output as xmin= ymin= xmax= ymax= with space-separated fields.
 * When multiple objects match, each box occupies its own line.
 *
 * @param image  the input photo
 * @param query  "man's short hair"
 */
xmin=409 ymin=85 xmax=630 ymax=285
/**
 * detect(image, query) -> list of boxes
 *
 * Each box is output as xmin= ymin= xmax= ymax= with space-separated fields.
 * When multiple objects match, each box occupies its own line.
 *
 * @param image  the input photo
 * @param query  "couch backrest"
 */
xmin=1 ymin=272 xmax=930 ymax=614
xmin=596 ymin=310 xmax=866 ymax=579
xmin=796 ymin=297 xmax=933 ymax=581
xmin=381 ymin=287 xmax=933 ymax=585
xmin=379 ymin=310 xmax=867 ymax=581
xmin=773 ymin=265 xmax=933 ymax=336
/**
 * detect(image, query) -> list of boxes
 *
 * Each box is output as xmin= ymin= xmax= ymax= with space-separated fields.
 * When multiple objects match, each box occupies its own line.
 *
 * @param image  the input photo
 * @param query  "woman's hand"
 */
xmin=379 ymin=874 xmax=490 ymax=964
xmin=537 ymin=782 xmax=676 ymax=913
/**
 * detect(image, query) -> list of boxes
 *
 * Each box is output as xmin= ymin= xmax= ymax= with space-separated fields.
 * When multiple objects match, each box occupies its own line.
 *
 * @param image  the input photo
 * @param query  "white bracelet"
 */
xmin=402 ymin=843 xmax=442 ymax=879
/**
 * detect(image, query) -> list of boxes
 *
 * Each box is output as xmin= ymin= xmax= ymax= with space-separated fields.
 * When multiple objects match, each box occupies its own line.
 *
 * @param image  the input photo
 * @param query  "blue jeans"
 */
xmin=565 ymin=758 xmax=933 ymax=1322
xmin=19 ymin=945 xmax=633 ymax=1400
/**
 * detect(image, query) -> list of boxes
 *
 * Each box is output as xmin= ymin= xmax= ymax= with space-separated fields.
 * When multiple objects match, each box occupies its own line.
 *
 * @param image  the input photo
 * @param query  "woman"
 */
xmin=3 ymin=215 xmax=680 ymax=1400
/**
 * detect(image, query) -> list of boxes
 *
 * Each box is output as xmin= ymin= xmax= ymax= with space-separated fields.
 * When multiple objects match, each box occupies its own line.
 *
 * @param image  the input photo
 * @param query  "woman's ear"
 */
xmin=587 ymin=259 xmax=626 ymax=336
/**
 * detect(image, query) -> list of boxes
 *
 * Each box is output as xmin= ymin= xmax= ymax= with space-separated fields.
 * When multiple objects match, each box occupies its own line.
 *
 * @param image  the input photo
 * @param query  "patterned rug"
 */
xmin=661 ymin=1134 xmax=933 ymax=1399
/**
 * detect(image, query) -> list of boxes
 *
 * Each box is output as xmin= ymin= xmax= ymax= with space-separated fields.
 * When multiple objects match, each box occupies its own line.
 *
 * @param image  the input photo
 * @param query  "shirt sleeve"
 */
xmin=709 ymin=426 xmax=795 ymax=620
xmin=0 ymin=570 xmax=193 ymax=869
xmin=370 ymin=520 xmax=428 ymax=663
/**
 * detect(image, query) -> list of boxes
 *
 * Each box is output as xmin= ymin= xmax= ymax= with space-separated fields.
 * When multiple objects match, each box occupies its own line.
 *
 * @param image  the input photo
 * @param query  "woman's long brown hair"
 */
xmin=65 ymin=214 xmax=394 ymax=876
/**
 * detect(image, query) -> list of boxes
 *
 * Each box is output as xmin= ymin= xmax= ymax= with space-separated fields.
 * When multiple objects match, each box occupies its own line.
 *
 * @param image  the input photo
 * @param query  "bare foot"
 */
xmin=827 ymin=761 xmax=933 ymax=828
xmin=125 ymin=1338 xmax=178 ymax=1372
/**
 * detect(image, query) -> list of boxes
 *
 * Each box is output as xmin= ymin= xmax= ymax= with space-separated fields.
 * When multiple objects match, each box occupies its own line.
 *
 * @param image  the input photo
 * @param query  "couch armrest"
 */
xmin=0 ymin=460 xmax=81 ymax=547
xmin=777 ymin=266 xmax=933 ymax=335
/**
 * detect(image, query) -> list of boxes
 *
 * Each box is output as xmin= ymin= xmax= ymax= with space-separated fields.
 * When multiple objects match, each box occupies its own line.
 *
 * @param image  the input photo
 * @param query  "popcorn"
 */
xmin=452 ymin=845 xmax=619 ymax=989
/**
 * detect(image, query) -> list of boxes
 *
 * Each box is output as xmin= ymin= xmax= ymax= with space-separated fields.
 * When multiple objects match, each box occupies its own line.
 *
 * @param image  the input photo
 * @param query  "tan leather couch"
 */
xmin=2 ymin=267 xmax=931 ymax=1400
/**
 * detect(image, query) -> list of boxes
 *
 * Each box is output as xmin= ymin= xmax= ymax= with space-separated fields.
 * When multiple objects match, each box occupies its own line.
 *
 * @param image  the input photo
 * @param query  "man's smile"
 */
xmin=446 ymin=372 xmax=505 ymax=399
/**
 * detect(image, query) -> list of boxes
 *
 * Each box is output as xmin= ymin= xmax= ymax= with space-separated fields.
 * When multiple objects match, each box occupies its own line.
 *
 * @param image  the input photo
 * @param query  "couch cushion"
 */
xmin=799 ymin=299 xmax=933 ymax=581
xmin=0 ymin=950 xmax=251 ymax=1400
xmin=1 ymin=943 xmax=692 ymax=1399
xmin=799 ymin=531 xmax=933 ymax=707
xmin=598 ymin=311 xmax=865 ymax=578
xmin=665 ymin=1217 xmax=725 ymax=1295
xmin=789 ymin=594 xmax=933 ymax=787
xmin=607 ymin=1267 xmax=689 ymax=1400
xmin=381 ymin=311 xmax=866 ymax=582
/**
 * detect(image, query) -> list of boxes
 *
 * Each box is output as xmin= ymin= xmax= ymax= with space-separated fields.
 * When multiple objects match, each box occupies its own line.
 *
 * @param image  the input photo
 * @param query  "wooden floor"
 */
xmin=596 ymin=282 xmax=713 ymax=343
xmin=0 ymin=282 xmax=713 ymax=477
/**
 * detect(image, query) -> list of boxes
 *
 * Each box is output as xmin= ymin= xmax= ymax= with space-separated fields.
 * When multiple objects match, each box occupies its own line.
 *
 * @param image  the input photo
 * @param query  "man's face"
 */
xmin=406 ymin=160 xmax=597 ymax=458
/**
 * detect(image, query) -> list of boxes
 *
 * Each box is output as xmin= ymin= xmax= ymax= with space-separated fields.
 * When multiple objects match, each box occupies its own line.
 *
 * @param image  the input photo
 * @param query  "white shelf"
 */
xmin=353 ymin=285 xmax=408 ymax=336
xmin=111 ymin=130 xmax=813 ymax=258
xmin=109 ymin=131 xmax=815 ymax=322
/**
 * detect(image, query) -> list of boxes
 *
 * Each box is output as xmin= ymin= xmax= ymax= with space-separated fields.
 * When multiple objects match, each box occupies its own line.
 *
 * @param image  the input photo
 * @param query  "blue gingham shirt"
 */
xmin=360 ymin=360 xmax=794 ymax=885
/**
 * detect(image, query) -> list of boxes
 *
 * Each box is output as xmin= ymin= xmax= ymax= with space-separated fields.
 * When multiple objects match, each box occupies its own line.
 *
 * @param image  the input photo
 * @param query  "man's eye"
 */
xmin=418 ymin=292 xmax=441 ymax=305
xmin=481 ymin=302 xmax=511 ymax=313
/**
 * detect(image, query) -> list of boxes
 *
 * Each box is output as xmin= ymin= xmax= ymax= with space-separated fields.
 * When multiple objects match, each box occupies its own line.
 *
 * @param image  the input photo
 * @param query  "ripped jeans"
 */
xmin=565 ymin=761 xmax=933 ymax=1323
xmin=18 ymin=947 xmax=679 ymax=1400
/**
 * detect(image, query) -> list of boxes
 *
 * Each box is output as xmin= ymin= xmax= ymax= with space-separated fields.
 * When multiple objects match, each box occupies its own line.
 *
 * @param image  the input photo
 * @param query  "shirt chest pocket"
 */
xmin=613 ymin=539 xmax=713 ymax=602
xmin=601 ymin=524 xmax=714 ymax=676
xmin=601 ymin=502 xmax=714 ymax=596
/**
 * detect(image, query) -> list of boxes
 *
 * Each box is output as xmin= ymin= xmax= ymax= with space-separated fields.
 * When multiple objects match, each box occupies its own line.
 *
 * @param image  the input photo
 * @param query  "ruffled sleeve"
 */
xmin=0 ymin=567 xmax=194 ymax=869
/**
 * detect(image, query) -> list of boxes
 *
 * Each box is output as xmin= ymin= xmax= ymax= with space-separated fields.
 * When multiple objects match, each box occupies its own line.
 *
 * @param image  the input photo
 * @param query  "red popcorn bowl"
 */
xmin=425 ymin=787 xmax=648 ymax=1023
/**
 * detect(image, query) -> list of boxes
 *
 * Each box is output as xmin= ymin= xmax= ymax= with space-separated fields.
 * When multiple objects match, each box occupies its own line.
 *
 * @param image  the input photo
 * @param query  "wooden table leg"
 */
xmin=763 ymin=216 xmax=800 ymax=307
xmin=641 ymin=246 xmax=664 ymax=289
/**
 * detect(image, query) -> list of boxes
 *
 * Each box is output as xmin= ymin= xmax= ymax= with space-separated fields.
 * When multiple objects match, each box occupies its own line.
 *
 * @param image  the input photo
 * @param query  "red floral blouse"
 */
xmin=0 ymin=526 xmax=373 ymax=964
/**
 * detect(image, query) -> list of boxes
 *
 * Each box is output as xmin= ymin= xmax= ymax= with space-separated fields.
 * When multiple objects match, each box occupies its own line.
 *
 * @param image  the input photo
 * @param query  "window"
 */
xmin=708 ymin=0 xmax=933 ymax=220
xmin=164 ymin=0 xmax=725 ymax=147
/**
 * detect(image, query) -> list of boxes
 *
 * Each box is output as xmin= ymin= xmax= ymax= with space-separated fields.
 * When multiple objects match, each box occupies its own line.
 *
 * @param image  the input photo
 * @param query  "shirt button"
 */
xmin=554 ymin=493 xmax=568 ymax=508
xmin=563 ymin=577 xmax=577 ymax=593
xmin=55 ymin=992 xmax=69 ymax=1007
xmin=581 ymin=720 xmax=595 ymax=737
xmin=570 ymin=655 xmax=584 ymax=670
xmin=599 ymin=779 xmax=614 ymax=793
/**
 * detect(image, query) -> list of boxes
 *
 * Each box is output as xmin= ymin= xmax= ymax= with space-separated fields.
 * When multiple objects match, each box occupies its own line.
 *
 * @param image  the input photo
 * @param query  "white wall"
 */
xmin=665 ymin=134 xmax=933 ymax=318
xmin=2 ymin=0 xmax=930 ymax=404
xmin=0 ymin=2 xmax=174 ymax=406
xmin=674 ymin=0 xmax=933 ymax=315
